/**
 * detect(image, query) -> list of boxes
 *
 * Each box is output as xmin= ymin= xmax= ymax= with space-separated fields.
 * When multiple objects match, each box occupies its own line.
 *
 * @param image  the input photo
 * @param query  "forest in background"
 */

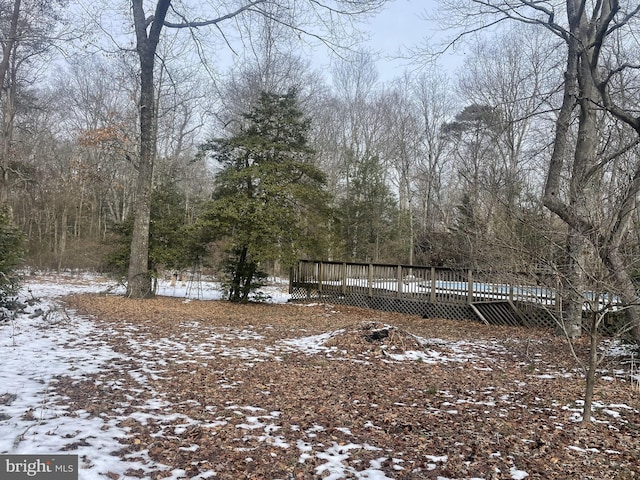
xmin=0 ymin=2 xmax=566 ymax=269
xmin=2 ymin=1 xmax=640 ymax=331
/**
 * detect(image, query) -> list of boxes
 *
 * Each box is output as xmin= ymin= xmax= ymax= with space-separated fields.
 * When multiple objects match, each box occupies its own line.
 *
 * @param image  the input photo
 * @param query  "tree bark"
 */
xmin=561 ymin=228 xmax=586 ymax=337
xmin=540 ymin=0 xmax=640 ymax=341
xmin=0 ymin=0 xmax=20 ymax=207
xmin=1 ymin=73 xmax=15 ymax=207
xmin=582 ymin=310 xmax=599 ymax=424
xmin=542 ymin=0 xmax=600 ymax=338
xmin=57 ymin=206 xmax=67 ymax=272
xmin=0 ymin=0 xmax=20 ymax=89
xmin=126 ymin=0 xmax=172 ymax=298
xmin=601 ymin=232 xmax=640 ymax=339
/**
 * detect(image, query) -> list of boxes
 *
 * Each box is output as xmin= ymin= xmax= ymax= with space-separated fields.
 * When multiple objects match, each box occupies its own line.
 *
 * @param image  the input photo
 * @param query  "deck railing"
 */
xmin=291 ymin=260 xmax=559 ymax=306
xmin=290 ymin=260 xmax=577 ymax=327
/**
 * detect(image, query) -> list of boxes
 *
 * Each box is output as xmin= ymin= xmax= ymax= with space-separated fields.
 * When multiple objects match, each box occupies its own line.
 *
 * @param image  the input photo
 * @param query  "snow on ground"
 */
xmin=0 ymin=274 xmax=132 ymax=477
xmin=0 ymin=274 xmax=316 ymax=479
xmin=0 ymin=273 xmax=292 ymax=478
xmin=0 ymin=273 xmax=637 ymax=479
xmin=154 ymin=275 xmax=291 ymax=304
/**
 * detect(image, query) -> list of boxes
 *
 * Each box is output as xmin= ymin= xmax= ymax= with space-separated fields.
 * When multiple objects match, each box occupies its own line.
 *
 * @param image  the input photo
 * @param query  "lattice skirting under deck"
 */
xmin=289 ymin=286 xmax=559 ymax=329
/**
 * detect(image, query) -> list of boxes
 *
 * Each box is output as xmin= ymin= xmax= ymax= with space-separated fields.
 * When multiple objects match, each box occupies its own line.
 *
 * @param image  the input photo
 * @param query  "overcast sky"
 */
xmin=363 ymin=0 xmax=464 ymax=82
xmin=173 ymin=0 xmax=464 ymax=87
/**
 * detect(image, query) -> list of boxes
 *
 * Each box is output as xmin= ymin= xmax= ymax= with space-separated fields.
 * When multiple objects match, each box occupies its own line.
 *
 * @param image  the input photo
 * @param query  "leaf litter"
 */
xmin=0 ymin=272 xmax=638 ymax=479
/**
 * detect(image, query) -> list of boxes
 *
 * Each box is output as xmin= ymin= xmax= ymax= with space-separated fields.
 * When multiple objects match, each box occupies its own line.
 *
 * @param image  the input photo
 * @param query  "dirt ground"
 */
xmin=61 ymin=294 xmax=640 ymax=479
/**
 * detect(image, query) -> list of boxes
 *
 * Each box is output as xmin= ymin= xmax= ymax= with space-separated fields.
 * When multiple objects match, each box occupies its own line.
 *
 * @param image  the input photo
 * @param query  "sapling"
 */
xmin=554 ymin=298 xmax=634 ymax=424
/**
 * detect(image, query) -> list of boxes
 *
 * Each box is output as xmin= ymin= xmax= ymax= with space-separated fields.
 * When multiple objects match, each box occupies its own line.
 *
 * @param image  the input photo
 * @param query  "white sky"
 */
xmin=217 ymin=0 xmax=463 ymax=86
xmin=71 ymin=1 xmax=461 ymax=88
xmin=363 ymin=0 xmax=465 ymax=82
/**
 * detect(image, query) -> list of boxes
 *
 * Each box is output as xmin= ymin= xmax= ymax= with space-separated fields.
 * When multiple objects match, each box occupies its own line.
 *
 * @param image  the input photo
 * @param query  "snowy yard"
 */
xmin=0 ymin=273 xmax=639 ymax=479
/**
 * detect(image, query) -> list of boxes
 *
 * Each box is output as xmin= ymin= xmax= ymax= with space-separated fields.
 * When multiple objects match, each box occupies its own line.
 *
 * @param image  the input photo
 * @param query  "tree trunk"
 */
xmin=127 ymin=44 xmax=155 ymax=298
xmin=543 ymin=3 xmax=601 ymax=338
xmin=241 ymin=261 xmax=256 ymax=303
xmin=561 ymin=228 xmax=586 ymax=337
xmin=57 ymin=207 xmax=67 ymax=272
xmin=602 ymin=245 xmax=640 ymax=340
xmin=0 ymin=0 xmax=20 ymax=207
xmin=229 ymin=246 xmax=247 ymax=302
xmin=582 ymin=310 xmax=599 ymax=424
xmin=0 ymin=0 xmax=20 ymax=94
xmin=0 ymin=81 xmax=14 ymax=207
xmin=126 ymin=0 xmax=172 ymax=298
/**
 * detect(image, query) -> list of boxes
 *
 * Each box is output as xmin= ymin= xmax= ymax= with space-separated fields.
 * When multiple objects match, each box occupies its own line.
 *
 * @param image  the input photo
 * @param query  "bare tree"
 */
xmin=409 ymin=70 xmax=456 ymax=265
xmin=121 ymin=0 xmax=388 ymax=298
xmin=0 ymin=0 xmax=21 ymax=97
xmin=436 ymin=0 xmax=640 ymax=340
xmin=448 ymin=26 xmax=562 ymax=270
xmin=323 ymin=50 xmax=400 ymax=261
xmin=457 ymin=26 xmax=558 ymax=213
xmin=539 ymin=1 xmax=640 ymax=340
xmin=54 ymin=56 xmax=139 ymax=233
xmin=378 ymin=76 xmax=423 ymax=264
xmin=331 ymin=49 xmax=383 ymax=159
xmin=0 ymin=0 xmax=67 ymax=206
xmin=217 ymin=8 xmax=326 ymax=134
xmin=412 ymin=70 xmax=452 ymax=230
xmin=427 ymin=0 xmax=640 ymax=427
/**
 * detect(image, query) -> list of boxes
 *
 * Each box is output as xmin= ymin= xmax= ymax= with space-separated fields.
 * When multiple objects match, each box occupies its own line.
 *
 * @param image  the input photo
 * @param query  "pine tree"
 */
xmin=198 ymin=89 xmax=331 ymax=302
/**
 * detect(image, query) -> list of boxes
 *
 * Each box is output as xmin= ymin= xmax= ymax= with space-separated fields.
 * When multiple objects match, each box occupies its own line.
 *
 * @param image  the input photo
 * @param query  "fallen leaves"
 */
xmin=56 ymin=293 xmax=640 ymax=479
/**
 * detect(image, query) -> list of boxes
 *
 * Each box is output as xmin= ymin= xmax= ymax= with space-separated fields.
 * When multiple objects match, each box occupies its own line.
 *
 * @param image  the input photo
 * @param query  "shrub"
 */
xmin=0 ymin=210 xmax=24 ymax=307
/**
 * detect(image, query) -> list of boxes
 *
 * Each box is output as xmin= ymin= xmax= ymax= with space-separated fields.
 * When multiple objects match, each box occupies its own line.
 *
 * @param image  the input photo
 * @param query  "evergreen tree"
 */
xmin=198 ymin=89 xmax=331 ymax=302
xmin=339 ymin=152 xmax=398 ymax=262
xmin=106 ymin=182 xmax=201 ymax=284
xmin=0 ymin=210 xmax=24 ymax=308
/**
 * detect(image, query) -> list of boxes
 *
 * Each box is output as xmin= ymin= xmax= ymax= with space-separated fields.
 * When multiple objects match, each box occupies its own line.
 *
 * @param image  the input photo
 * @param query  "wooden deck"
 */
xmin=289 ymin=260 xmax=586 ymax=329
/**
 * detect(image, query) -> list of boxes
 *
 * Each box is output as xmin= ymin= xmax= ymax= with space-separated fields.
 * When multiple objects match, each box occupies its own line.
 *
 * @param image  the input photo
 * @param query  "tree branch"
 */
xmin=605 ymin=2 xmax=640 ymax=37
xmin=585 ymin=137 xmax=639 ymax=182
xmin=308 ymin=0 xmax=385 ymax=16
xmin=602 ymin=159 xmax=640 ymax=253
xmin=470 ymin=0 xmax=569 ymax=39
xmin=163 ymin=1 xmax=268 ymax=29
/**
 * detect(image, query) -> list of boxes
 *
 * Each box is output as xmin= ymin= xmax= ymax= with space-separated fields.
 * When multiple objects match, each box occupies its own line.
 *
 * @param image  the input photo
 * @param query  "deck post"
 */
xmin=289 ymin=266 xmax=294 ymax=295
xmin=430 ymin=267 xmax=436 ymax=303
xmin=288 ymin=259 xmax=591 ymax=329
xmin=342 ymin=262 xmax=347 ymax=295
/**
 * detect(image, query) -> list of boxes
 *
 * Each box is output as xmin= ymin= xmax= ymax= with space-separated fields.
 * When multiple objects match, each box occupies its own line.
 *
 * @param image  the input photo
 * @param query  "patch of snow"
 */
xmin=314 ymin=442 xmax=393 ymax=480
xmin=425 ymin=455 xmax=448 ymax=463
xmin=2 ymin=273 xmax=637 ymax=480
xmin=280 ymin=330 xmax=343 ymax=355
xmin=510 ymin=466 xmax=529 ymax=479
xmin=0 ymin=275 xmax=188 ymax=479
xmin=567 ymin=445 xmax=600 ymax=454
